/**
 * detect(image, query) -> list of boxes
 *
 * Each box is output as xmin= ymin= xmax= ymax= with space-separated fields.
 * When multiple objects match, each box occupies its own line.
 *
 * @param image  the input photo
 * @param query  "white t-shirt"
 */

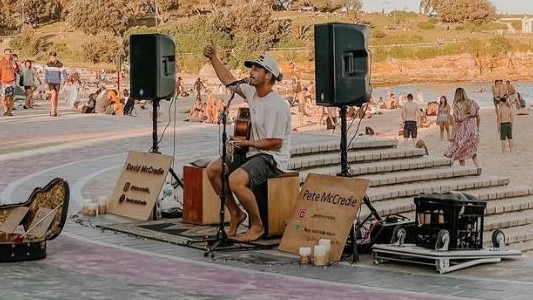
xmin=240 ymin=84 xmax=291 ymax=171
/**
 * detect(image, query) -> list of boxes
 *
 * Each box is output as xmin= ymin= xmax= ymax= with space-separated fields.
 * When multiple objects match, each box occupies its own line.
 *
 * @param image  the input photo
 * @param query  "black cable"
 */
xmin=347 ymin=101 xmax=370 ymax=148
xmin=155 ymin=94 xmax=177 ymax=148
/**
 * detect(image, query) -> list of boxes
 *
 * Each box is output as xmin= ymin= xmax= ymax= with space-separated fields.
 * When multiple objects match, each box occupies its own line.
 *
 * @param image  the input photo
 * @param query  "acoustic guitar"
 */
xmin=227 ymin=107 xmax=251 ymax=164
xmin=233 ymin=107 xmax=251 ymax=142
xmin=233 ymin=107 xmax=252 ymax=156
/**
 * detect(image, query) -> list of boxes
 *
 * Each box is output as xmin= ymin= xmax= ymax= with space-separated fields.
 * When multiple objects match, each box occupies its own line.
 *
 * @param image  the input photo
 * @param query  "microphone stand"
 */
xmin=188 ymin=84 xmax=240 ymax=257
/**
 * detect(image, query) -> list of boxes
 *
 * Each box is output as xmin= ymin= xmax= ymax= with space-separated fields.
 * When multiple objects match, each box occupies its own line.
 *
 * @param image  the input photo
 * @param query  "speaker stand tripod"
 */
xmin=150 ymin=98 xmax=184 ymax=219
xmin=335 ymin=106 xmax=382 ymax=263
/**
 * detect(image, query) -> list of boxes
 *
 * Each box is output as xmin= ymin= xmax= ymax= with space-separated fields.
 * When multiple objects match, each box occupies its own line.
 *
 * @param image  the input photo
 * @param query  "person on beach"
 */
xmin=205 ymin=91 xmax=217 ymax=123
xmin=193 ymin=77 xmax=206 ymax=102
xmin=401 ymin=93 xmax=418 ymax=147
xmin=0 ymin=48 xmax=19 ymax=116
xmin=44 ymin=51 xmax=67 ymax=117
xmin=21 ymin=60 xmax=42 ymax=109
xmin=63 ymin=72 xmax=81 ymax=109
xmin=444 ymin=88 xmax=481 ymax=168
xmin=203 ymin=43 xmax=291 ymax=242
xmin=188 ymin=98 xmax=204 ymax=122
xmin=504 ymin=80 xmax=518 ymax=109
xmin=296 ymin=87 xmax=307 ymax=126
xmin=436 ymin=95 xmax=452 ymax=141
xmin=491 ymin=79 xmax=504 ymax=112
xmin=497 ymin=97 xmax=513 ymax=153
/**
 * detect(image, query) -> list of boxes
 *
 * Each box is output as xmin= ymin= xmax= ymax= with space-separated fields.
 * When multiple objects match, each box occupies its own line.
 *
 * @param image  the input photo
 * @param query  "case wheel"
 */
xmin=390 ymin=226 xmax=407 ymax=246
xmin=435 ymin=229 xmax=450 ymax=251
xmin=492 ymin=230 xmax=506 ymax=248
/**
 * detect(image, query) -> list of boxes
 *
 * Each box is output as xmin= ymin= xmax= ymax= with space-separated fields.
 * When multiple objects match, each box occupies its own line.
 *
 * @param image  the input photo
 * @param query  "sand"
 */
xmin=292 ymin=106 xmax=533 ymax=187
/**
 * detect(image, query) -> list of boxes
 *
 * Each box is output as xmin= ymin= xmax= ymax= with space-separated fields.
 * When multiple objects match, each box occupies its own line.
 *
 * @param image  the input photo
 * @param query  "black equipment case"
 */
xmin=0 ymin=178 xmax=69 ymax=262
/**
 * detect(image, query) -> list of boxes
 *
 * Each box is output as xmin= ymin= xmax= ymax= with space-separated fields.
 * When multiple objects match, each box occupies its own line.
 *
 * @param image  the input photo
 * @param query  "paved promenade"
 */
xmin=1 ymin=99 xmax=533 ymax=300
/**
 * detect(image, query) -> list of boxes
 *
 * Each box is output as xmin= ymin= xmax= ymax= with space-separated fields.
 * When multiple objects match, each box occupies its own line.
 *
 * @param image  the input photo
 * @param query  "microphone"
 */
xmin=225 ymin=78 xmax=249 ymax=87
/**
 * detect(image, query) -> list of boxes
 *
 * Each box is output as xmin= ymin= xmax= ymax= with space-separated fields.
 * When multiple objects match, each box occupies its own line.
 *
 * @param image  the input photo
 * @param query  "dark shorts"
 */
xmin=48 ymin=83 xmax=60 ymax=92
xmin=24 ymin=86 xmax=32 ymax=91
xmin=403 ymin=120 xmax=418 ymax=138
xmin=230 ymin=153 xmax=283 ymax=189
xmin=500 ymin=122 xmax=512 ymax=140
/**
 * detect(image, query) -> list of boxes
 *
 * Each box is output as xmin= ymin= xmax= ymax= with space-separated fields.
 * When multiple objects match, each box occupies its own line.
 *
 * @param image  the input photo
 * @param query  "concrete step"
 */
xmin=484 ymin=195 xmax=533 ymax=216
xmin=366 ymin=175 xmax=510 ymax=202
xmin=290 ymin=136 xmax=397 ymax=157
xmin=484 ymin=223 xmax=533 ymax=249
xmin=288 ymin=147 xmax=425 ymax=170
xmin=296 ymin=156 xmax=452 ymax=180
xmin=363 ymin=166 xmax=480 ymax=187
xmin=484 ymin=210 xmax=533 ymax=232
xmin=506 ymin=238 xmax=533 ymax=253
xmin=361 ymin=195 xmax=533 ymax=222
xmin=364 ymin=186 xmax=533 ymax=217
xmin=466 ymin=186 xmax=533 ymax=201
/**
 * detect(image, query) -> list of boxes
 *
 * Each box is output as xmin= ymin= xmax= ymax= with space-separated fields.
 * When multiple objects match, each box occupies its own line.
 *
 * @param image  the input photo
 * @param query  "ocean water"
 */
xmin=372 ymin=81 xmax=533 ymax=109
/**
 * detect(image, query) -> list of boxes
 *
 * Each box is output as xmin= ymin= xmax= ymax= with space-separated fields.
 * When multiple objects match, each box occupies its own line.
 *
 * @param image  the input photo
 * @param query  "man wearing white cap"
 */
xmin=203 ymin=43 xmax=291 ymax=242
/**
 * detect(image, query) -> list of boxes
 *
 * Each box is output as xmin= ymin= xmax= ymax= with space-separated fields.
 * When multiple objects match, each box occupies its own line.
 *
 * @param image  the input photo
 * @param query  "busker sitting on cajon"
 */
xmin=203 ymin=42 xmax=291 ymax=242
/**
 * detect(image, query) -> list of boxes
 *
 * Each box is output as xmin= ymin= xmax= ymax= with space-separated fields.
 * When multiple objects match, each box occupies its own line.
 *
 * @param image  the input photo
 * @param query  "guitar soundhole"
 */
xmin=237 ymin=107 xmax=250 ymax=119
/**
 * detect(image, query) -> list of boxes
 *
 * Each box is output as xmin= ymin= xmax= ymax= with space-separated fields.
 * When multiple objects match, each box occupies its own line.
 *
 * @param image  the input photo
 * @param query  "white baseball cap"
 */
xmin=244 ymin=55 xmax=282 ymax=81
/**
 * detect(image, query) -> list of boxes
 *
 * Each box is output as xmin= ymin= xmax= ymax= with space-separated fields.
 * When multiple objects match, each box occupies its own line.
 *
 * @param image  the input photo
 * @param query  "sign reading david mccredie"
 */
xmin=108 ymin=151 xmax=173 ymax=220
xmin=279 ymin=173 xmax=369 ymax=262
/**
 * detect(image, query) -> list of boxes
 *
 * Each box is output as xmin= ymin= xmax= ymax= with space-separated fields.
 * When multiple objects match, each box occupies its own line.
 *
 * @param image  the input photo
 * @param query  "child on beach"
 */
xmin=497 ymin=97 xmax=513 ymax=153
xmin=436 ymin=95 xmax=451 ymax=141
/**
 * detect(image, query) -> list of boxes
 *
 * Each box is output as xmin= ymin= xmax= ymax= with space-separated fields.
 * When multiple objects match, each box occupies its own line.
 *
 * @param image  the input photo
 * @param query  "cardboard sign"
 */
xmin=26 ymin=208 xmax=56 ymax=239
xmin=108 ymin=151 xmax=173 ymax=220
xmin=0 ymin=207 xmax=29 ymax=233
xmin=278 ymin=174 xmax=369 ymax=262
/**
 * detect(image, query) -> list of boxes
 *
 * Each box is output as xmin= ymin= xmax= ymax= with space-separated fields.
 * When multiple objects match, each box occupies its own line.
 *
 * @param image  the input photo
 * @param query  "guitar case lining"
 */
xmin=0 ymin=178 xmax=69 ymax=262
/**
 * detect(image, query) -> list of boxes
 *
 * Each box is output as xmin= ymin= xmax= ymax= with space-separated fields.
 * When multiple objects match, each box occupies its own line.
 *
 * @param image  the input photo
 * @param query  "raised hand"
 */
xmin=203 ymin=42 xmax=216 ymax=60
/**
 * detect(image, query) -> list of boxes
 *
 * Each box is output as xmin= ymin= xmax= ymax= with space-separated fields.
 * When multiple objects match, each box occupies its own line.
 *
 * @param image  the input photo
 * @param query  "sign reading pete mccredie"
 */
xmin=279 ymin=173 xmax=369 ymax=262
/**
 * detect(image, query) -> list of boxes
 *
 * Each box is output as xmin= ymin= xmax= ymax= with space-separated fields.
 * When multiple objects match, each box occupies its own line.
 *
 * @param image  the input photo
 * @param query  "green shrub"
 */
xmin=8 ymin=26 xmax=50 ymax=58
xmin=81 ymin=34 xmax=120 ymax=64
xmin=417 ymin=21 xmax=435 ymax=30
xmin=371 ymin=29 xmax=386 ymax=40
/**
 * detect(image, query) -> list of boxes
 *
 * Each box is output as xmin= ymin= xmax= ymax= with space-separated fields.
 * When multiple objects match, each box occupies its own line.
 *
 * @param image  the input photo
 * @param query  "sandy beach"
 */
xmin=298 ymin=106 xmax=533 ymax=188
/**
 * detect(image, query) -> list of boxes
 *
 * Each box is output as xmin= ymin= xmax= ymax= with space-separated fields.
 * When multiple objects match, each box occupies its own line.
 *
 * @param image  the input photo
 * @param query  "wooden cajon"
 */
xmin=254 ymin=172 xmax=300 ymax=238
xmin=182 ymin=165 xmax=229 ymax=225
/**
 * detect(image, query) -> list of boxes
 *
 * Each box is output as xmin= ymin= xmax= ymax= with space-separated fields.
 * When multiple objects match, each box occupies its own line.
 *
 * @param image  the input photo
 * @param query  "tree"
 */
xmin=302 ymin=0 xmax=345 ymax=12
xmin=9 ymin=25 xmax=51 ymax=57
xmin=463 ymin=38 xmax=487 ymax=75
xmin=209 ymin=2 xmax=291 ymax=68
xmin=0 ymin=0 xmax=23 ymax=29
xmin=81 ymin=33 xmax=121 ymax=63
xmin=419 ymin=0 xmax=439 ymax=15
xmin=419 ymin=0 xmax=496 ymax=23
xmin=66 ymin=0 xmax=129 ymax=36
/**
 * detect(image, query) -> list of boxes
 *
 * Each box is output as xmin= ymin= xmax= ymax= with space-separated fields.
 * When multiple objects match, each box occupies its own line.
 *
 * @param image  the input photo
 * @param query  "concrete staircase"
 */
xmin=287 ymin=135 xmax=533 ymax=252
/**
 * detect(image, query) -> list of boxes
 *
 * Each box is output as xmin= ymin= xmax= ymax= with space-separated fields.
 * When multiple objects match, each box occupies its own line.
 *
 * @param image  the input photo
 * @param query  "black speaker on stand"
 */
xmin=314 ymin=22 xmax=370 ymax=107
xmin=130 ymin=33 xmax=176 ymax=99
xmin=314 ymin=23 xmax=377 ymax=262
xmin=129 ymin=33 xmax=183 ymax=219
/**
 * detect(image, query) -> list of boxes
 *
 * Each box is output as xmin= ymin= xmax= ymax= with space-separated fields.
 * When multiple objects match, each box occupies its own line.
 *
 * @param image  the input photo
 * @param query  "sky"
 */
xmin=360 ymin=0 xmax=533 ymax=15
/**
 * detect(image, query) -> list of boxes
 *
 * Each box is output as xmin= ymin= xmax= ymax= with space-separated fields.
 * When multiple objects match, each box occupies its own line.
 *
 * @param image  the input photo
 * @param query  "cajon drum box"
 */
xmin=254 ymin=173 xmax=300 ymax=238
xmin=182 ymin=165 xmax=228 ymax=225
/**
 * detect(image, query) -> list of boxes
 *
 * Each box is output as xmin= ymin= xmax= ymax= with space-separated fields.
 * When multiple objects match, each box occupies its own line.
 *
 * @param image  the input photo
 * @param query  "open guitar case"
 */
xmin=0 ymin=178 xmax=69 ymax=262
